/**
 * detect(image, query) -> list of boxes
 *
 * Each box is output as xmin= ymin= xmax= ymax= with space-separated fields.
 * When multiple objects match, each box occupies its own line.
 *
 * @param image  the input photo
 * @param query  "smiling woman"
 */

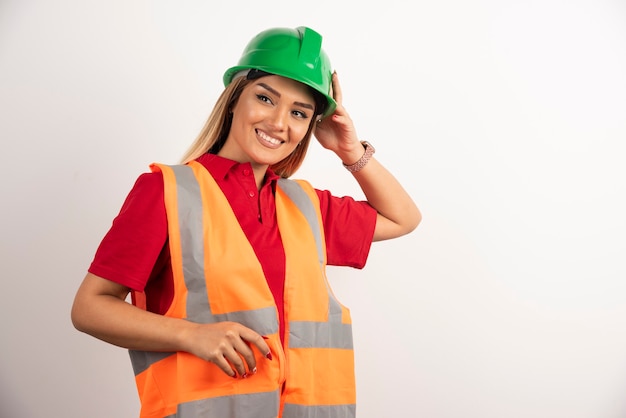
xmin=218 ymin=75 xmax=317 ymax=183
xmin=70 ymin=25 xmax=420 ymax=418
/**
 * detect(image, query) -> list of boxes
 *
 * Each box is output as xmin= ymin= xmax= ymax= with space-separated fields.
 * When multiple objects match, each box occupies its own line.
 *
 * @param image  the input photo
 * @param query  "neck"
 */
xmin=252 ymin=165 xmax=267 ymax=190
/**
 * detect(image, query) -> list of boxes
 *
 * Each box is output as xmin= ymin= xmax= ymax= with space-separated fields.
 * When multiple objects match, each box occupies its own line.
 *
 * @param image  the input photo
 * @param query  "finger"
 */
xmin=331 ymin=71 xmax=343 ymax=104
xmin=238 ymin=327 xmax=271 ymax=358
xmin=223 ymin=345 xmax=248 ymax=377
xmin=231 ymin=340 xmax=258 ymax=376
xmin=210 ymin=351 xmax=239 ymax=378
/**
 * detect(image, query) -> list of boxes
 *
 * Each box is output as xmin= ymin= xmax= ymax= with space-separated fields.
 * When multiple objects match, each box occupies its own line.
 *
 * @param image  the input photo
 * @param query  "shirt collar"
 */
xmin=197 ymin=153 xmax=280 ymax=185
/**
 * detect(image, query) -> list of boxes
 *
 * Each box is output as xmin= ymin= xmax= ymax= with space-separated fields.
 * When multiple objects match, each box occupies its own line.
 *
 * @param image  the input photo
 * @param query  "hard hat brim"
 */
xmin=223 ymin=66 xmax=337 ymax=117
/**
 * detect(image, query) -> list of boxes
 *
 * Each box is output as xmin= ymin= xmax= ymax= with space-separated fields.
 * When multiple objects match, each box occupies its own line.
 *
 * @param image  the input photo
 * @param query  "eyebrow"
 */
xmin=258 ymin=82 xmax=315 ymax=110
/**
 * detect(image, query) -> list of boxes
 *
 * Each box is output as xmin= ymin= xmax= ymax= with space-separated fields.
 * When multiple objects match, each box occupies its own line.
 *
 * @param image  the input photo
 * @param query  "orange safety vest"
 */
xmin=129 ymin=161 xmax=356 ymax=418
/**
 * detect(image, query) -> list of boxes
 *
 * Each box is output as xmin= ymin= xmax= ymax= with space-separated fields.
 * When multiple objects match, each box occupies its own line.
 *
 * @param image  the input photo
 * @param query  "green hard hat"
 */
xmin=223 ymin=26 xmax=336 ymax=117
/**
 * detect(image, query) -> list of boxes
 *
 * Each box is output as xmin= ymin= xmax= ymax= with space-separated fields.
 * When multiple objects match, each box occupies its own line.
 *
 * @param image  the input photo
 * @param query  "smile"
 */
xmin=257 ymin=130 xmax=284 ymax=146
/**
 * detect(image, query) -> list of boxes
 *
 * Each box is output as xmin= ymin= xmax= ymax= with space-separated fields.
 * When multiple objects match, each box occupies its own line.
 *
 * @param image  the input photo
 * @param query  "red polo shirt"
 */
xmin=89 ymin=153 xmax=377 ymax=337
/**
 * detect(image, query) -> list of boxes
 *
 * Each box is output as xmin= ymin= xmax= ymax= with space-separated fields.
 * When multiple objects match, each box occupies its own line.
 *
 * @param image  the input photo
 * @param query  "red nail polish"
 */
xmin=266 ymin=352 xmax=273 ymax=360
xmin=261 ymin=336 xmax=269 ymax=340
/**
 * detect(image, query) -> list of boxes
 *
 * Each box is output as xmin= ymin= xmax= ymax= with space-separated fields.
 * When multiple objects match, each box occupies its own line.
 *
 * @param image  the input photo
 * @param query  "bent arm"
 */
xmin=313 ymin=73 xmax=421 ymax=242
xmin=339 ymin=148 xmax=421 ymax=242
xmin=71 ymin=273 xmax=270 ymax=377
xmin=71 ymin=273 xmax=196 ymax=352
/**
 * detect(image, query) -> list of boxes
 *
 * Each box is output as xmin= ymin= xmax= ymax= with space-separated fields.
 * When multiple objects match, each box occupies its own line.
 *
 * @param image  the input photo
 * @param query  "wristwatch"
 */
xmin=343 ymin=141 xmax=375 ymax=173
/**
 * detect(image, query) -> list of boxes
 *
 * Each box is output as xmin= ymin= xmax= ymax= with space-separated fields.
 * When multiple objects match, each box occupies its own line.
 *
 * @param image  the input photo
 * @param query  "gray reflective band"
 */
xmin=211 ymin=306 xmax=279 ymax=336
xmin=283 ymin=403 xmax=356 ymax=418
xmin=288 ymin=321 xmax=353 ymax=349
xmin=171 ymin=165 xmax=209 ymax=323
xmin=129 ymin=350 xmax=175 ymax=376
xmin=278 ymin=179 xmax=343 ymax=324
xmin=163 ymin=390 xmax=280 ymax=418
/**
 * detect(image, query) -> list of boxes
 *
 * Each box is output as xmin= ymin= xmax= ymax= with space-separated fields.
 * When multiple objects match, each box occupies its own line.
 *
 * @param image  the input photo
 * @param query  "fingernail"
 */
xmin=242 ymin=373 xmax=248 ymax=379
xmin=252 ymin=367 xmax=257 ymax=374
xmin=266 ymin=352 xmax=273 ymax=360
xmin=232 ymin=373 xmax=238 ymax=379
xmin=261 ymin=336 xmax=269 ymax=340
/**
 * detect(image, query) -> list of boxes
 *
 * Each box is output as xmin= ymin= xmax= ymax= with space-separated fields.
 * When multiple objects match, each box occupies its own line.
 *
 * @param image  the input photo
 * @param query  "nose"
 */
xmin=268 ymin=108 xmax=288 ymax=131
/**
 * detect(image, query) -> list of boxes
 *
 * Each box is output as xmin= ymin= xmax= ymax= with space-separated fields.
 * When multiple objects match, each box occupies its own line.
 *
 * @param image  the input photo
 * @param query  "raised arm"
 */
xmin=314 ymin=73 xmax=421 ymax=241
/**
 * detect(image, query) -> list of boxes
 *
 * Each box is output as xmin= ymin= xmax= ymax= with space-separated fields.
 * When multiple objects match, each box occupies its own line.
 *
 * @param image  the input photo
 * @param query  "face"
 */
xmin=218 ymin=75 xmax=316 ymax=171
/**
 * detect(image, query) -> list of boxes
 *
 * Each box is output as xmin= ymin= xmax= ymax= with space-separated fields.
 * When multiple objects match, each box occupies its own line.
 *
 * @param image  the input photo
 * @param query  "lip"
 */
xmin=256 ymin=129 xmax=284 ymax=149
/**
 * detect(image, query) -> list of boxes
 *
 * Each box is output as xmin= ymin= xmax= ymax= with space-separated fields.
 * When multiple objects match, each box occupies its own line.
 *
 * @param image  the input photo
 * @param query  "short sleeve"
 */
xmin=88 ymin=171 xmax=167 ymax=291
xmin=315 ymin=189 xmax=377 ymax=269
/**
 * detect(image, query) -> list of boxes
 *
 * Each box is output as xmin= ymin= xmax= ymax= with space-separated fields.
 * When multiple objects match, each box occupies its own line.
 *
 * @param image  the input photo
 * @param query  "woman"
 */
xmin=72 ymin=26 xmax=421 ymax=418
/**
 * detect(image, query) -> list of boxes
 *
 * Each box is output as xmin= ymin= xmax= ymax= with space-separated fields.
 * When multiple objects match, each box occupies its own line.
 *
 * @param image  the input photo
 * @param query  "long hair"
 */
xmin=180 ymin=75 xmax=325 ymax=178
xmin=179 ymin=77 xmax=246 ymax=164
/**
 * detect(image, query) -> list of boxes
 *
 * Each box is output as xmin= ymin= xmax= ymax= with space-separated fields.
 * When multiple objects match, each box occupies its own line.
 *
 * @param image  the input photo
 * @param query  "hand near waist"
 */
xmin=180 ymin=321 xmax=272 ymax=378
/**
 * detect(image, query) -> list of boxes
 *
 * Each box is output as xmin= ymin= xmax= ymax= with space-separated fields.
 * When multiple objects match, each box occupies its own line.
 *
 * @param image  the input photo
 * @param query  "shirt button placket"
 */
xmin=241 ymin=167 xmax=255 ymax=198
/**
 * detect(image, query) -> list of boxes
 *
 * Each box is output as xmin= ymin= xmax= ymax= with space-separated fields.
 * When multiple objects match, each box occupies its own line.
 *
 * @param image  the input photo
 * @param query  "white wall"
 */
xmin=2 ymin=0 xmax=626 ymax=417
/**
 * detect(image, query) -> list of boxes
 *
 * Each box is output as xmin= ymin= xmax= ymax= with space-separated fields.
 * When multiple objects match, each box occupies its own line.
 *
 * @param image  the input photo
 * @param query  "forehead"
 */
xmin=250 ymin=75 xmax=315 ymax=102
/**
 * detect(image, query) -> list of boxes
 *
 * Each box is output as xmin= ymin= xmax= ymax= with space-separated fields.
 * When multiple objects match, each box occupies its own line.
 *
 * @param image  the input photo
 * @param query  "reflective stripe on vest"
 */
xmin=282 ymin=403 xmax=357 ymax=417
xmin=163 ymin=391 xmax=280 ymax=418
xmin=129 ymin=162 xmax=356 ymax=418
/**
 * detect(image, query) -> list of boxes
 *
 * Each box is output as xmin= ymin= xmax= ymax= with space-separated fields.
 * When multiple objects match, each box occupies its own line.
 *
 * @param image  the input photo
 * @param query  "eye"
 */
xmin=256 ymin=94 xmax=273 ymax=104
xmin=292 ymin=109 xmax=309 ymax=119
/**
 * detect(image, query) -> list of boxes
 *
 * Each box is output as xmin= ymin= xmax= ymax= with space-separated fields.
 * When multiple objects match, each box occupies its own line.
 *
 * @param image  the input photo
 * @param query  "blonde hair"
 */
xmin=180 ymin=75 xmax=318 ymax=178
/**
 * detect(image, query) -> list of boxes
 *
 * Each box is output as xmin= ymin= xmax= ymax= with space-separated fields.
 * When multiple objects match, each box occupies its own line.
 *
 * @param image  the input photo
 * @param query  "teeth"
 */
xmin=258 ymin=131 xmax=281 ymax=145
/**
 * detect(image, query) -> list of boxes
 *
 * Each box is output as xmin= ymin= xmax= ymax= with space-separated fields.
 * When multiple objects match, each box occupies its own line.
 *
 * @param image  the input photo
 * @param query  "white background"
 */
xmin=1 ymin=0 xmax=626 ymax=417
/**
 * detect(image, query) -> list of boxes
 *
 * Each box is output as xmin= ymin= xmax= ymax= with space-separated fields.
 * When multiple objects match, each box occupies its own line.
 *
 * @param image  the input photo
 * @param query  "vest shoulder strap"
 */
xmin=277 ymin=178 xmax=323 ymax=266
